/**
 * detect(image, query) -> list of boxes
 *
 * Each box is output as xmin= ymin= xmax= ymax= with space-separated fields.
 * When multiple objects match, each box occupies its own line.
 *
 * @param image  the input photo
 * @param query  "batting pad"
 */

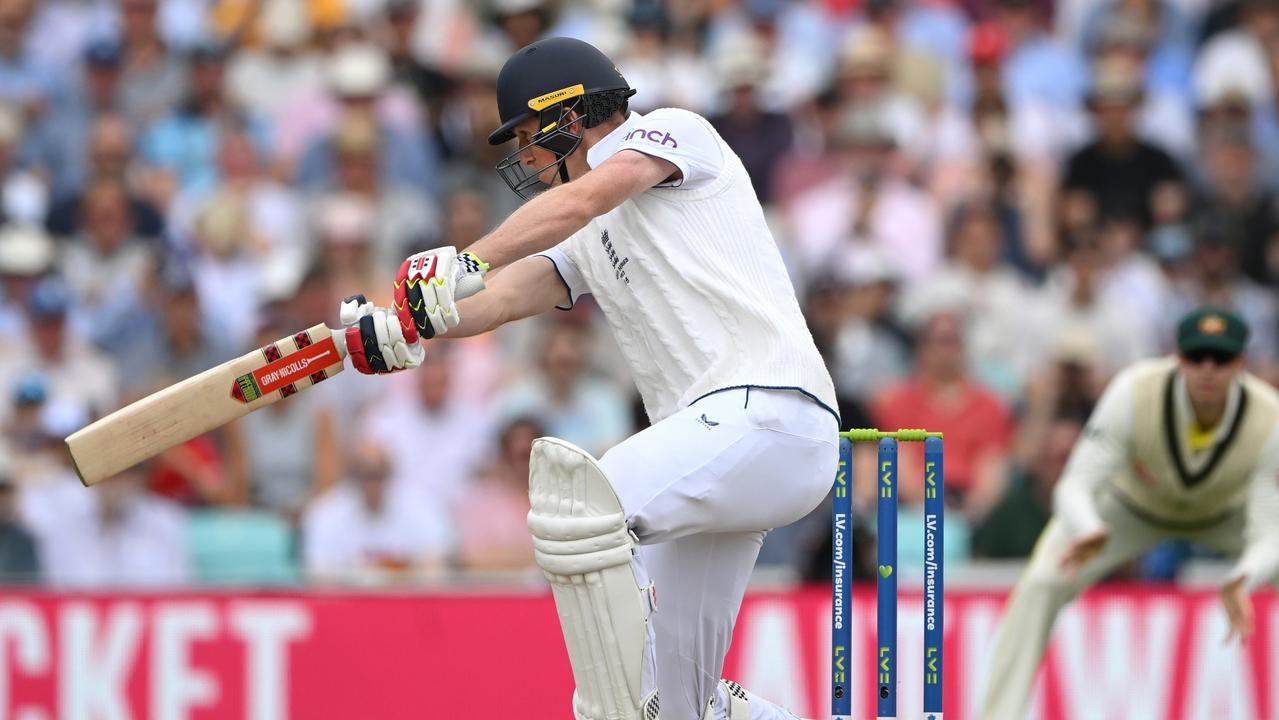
xmin=528 ymin=437 xmax=649 ymax=720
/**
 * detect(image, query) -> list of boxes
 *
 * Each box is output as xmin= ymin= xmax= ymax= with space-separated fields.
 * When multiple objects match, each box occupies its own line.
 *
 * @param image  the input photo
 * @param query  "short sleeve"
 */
xmin=535 ymin=243 xmax=590 ymax=310
xmin=608 ymin=108 xmax=725 ymax=190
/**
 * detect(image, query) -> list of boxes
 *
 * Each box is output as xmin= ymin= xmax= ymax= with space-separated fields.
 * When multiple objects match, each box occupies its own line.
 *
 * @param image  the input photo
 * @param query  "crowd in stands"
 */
xmin=0 ymin=0 xmax=1275 ymax=587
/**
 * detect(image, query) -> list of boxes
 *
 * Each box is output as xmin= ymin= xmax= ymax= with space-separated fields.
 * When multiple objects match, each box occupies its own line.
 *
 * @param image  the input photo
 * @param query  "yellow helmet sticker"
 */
xmin=528 ymin=84 xmax=585 ymax=111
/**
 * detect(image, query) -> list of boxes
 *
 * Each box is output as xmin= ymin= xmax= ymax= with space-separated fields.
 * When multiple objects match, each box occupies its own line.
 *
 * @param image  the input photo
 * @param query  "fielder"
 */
xmin=338 ymin=38 xmax=838 ymax=720
xmin=980 ymin=306 xmax=1279 ymax=719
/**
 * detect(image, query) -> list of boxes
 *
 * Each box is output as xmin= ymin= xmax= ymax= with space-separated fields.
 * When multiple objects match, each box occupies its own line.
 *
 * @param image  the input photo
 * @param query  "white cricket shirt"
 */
xmin=538 ymin=109 xmax=837 ymax=423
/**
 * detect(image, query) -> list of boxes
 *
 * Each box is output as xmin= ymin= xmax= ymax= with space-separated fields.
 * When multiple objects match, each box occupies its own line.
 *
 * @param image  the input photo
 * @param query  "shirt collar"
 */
xmin=1173 ymin=371 xmax=1243 ymax=441
xmin=585 ymin=111 xmax=644 ymax=170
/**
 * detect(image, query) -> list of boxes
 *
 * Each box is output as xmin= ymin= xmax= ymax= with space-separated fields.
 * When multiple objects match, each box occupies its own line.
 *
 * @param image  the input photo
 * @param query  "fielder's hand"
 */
xmin=393 ymin=247 xmax=488 ymax=342
xmin=340 ymin=294 xmax=425 ymax=375
xmin=1220 ymin=575 xmax=1254 ymax=645
xmin=1059 ymin=528 xmax=1109 ymax=577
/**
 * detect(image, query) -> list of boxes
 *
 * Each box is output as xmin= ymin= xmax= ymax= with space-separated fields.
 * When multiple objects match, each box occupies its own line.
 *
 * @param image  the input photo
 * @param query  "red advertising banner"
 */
xmin=0 ymin=587 xmax=1274 ymax=719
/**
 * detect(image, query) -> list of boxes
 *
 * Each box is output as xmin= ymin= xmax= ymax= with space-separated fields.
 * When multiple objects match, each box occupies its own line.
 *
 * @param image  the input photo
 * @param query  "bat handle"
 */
xmin=330 ymin=327 xmax=349 ymax=361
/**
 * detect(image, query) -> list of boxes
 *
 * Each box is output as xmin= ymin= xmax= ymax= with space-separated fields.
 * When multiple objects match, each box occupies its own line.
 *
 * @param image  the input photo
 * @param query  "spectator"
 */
xmin=0 ymin=222 xmax=52 ymax=342
xmin=303 ymin=439 xmax=453 ymax=584
xmin=285 ymin=42 xmax=434 ymax=188
xmin=901 ymin=197 xmax=1041 ymax=397
xmin=1037 ymin=231 xmax=1159 ymax=374
xmin=60 ymin=177 xmax=155 ymax=338
xmin=1163 ymin=223 xmax=1279 ymax=382
xmin=0 ymin=103 xmax=45 ymax=225
xmin=972 ymin=416 xmax=1081 ymax=558
xmin=0 ymin=0 xmax=59 ymax=129
xmin=45 ymin=114 xmax=165 ymax=241
xmin=485 ymin=0 xmax=556 ymax=56
xmin=831 ymin=27 xmax=927 ymax=166
xmin=20 ymin=465 xmax=189 ymax=587
xmin=117 ymin=0 xmax=187 ymax=128
xmin=380 ymin=0 xmax=451 ymax=139
xmin=1192 ymin=120 xmax=1279 ymax=288
xmin=1080 ymin=0 xmax=1194 ymax=95
xmin=363 ymin=343 xmax=497 ymax=512
xmin=1193 ymin=0 xmax=1279 ymax=119
xmin=306 ymin=113 xmax=438 ymax=279
xmin=870 ymin=310 xmax=1014 ymax=522
xmin=226 ymin=0 xmax=325 ymax=125
xmin=455 ymin=416 xmax=543 ymax=573
xmin=225 ymin=314 xmax=341 ymax=523
xmin=708 ymin=37 xmax=794 ymax=205
xmin=993 ymin=0 xmax=1089 ymax=111
xmin=617 ymin=2 xmax=715 ymax=115
xmin=176 ymin=126 xmax=306 ymax=326
xmin=499 ymin=320 xmax=633 ymax=457
xmin=785 ymin=103 xmax=942 ymax=282
xmin=1060 ymin=58 xmax=1186 ymax=238
xmin=106 ymin=264 xmax=235 ymax=397
xmin=704 ymin=0 xmax=838 ymax=109
xmin=826 ymin=247 xmax=910 ymax=412
xmin=2 ymin=371 xmax=88 ymax=486
xmin=311 ymin=193 xmax=381 ymax=305
xmin=141 ymin=40 xmax=268 ymax=199
xmin=42 ymin=41 xmax=129 ymax=197
xmin=1090 ymin=13 xmax=1195 ymax=159
xmin=0 ymin=455 xmax=38 ymax=584
xmin=0 ymin=276 xmax=117 ymax=427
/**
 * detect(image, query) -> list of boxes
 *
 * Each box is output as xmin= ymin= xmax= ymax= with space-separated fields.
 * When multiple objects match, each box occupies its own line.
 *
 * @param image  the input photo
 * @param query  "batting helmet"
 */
xmin=489 ymin=37 xmax=635 ymax=199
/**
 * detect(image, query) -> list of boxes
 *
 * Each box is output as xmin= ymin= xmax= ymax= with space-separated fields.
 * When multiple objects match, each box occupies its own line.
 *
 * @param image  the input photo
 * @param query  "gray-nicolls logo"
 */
xmin=696 ymin=413 xmax=719 ymax=429
xmin=599 ymin=229 xmax=630 ymax=285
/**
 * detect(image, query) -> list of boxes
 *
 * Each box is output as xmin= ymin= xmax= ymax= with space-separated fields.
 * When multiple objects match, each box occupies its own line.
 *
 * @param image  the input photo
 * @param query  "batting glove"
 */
xmin=340 ymin=294 xmax=425 ymax=375
xmin=393 ymin=247 xmax=488 ymax=343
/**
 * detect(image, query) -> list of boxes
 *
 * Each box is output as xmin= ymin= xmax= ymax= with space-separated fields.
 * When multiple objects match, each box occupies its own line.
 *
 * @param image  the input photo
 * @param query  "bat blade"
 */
xmin=66 ymin=323 xmax=346 ymax=486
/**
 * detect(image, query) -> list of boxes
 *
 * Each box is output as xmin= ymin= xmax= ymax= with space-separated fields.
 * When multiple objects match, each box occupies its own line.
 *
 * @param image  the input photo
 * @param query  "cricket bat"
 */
xmin=66 ymin=323 xmax=347 ymax=486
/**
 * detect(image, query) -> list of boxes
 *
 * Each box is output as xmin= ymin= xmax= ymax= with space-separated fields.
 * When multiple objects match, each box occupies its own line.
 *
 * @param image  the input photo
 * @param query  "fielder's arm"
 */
xmin=465 ymin=150 xmax=676 ymax=269
xmin=445 ymin=254 xmax=571 ymax=338
xmin=1052 ymin=368 xmax=1136 ymax=535
xmin=1229 ymin=423 xmax=1279 ymax=590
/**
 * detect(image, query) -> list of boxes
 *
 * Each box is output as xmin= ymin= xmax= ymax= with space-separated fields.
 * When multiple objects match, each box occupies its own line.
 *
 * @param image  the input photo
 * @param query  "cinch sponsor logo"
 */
xmin=624 ymin=128 xmax=678 ymax=148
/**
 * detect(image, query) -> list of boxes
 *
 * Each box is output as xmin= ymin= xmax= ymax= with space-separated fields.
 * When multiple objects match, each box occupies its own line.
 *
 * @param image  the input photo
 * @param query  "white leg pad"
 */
xmin=529 ymin=437 xmax=650 ymax=720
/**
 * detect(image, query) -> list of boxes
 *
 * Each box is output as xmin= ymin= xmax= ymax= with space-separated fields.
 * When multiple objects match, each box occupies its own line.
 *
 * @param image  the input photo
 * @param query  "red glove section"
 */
xmin=344 ymin=324 xmax=374 ymax=375
xmin=393 ymin=252 xmax=442 ymax=345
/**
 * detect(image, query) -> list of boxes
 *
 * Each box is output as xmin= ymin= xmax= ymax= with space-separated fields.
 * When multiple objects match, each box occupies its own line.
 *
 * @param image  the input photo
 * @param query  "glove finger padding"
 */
xmin=340 ymin=293 xmax=425 ymax=375
xmin=392 ymin=247 xmax=487 ymax=341
xmin=395 ymin=256 xmax=432 ymax=342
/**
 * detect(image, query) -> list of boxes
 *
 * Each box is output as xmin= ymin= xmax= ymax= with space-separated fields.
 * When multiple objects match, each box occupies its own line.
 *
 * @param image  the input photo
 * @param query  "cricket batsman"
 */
xmin=980 ymin=306 xmax=1279 ymax=719
xmin=336 ymin=38 xmax=838 ymax=719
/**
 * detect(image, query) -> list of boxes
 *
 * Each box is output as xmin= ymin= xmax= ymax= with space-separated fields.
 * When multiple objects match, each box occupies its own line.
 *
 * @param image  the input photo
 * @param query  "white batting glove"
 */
xmin=392 ymin=247 xmax=489 ymax=342
xmin=339 ymin=294 xmax=426 ymax=375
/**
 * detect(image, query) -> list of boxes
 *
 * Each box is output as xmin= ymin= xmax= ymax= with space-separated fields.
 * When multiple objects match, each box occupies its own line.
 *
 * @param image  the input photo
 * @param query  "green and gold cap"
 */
xmin=1176 ymin=305 xmax=1249 ymax=355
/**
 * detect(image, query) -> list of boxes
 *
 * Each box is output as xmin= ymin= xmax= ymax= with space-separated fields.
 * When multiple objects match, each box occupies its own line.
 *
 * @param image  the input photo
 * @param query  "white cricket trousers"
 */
xmin=980 ymin=488 xmax=1247 ymax=719
xmin=600 ymin=387 xmax=839 ymax=720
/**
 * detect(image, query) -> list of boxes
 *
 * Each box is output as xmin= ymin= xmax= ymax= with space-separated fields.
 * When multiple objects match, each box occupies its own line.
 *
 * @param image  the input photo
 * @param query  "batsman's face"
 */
xmin=1180 ymin=351 xmax=1243 ymax=406
xmin=514 ymin=117 xmax=566 ymax=187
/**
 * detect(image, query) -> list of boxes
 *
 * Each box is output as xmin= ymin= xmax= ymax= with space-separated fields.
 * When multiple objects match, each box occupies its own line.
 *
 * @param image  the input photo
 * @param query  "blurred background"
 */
xmin=0 ymin=0 xmax=1275 ymax=717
